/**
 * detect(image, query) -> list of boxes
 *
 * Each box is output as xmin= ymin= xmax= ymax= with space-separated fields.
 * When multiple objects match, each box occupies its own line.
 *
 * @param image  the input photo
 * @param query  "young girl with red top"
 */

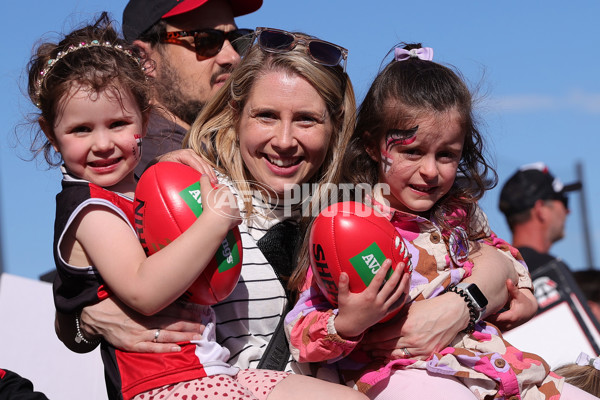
xmin=25 ymin=14 xmax=366 ymax=400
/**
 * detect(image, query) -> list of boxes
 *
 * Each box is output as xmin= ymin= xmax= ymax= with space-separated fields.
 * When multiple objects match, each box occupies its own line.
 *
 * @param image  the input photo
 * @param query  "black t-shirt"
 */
xmin=0 ymin=369 xmax=49 ymax=400
xmin=518 ymin=246 xmax=567 ymax=274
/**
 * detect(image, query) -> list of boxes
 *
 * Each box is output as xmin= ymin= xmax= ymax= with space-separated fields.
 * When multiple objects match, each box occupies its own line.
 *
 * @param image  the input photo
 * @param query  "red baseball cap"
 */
xmin=123 ymin=0 xmax=262 ymax=42
xmin=163 ymin=0 xmax=261 ymax=18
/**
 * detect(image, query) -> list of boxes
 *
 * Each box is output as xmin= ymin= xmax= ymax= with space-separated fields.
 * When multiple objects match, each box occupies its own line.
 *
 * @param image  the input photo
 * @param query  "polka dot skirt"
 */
xmin=133 ymin=370 xmax=289 ymax=400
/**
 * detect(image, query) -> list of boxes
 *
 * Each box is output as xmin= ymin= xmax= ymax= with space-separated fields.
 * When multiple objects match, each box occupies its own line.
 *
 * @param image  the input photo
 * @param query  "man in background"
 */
xmin=499 ymin=162 xmax=581 ymax=273
xmin=123 ymin=0 xmax=261 ymax=175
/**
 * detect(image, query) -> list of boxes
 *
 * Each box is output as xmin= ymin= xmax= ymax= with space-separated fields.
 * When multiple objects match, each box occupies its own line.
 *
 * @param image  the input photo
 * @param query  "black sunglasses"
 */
xmin=161 ymin=28 xmax=254 ymax=58
xmin=255 ymin=27 xmax=348 ymax=72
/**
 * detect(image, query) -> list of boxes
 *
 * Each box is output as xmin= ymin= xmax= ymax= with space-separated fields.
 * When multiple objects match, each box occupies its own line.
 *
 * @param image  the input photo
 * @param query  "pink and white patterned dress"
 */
xmin=285 ymin=203 xmax=564 ymax=399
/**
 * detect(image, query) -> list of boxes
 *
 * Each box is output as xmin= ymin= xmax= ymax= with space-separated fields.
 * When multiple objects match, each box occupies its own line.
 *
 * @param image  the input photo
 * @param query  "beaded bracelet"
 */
xmin=74 ymin=311 xmax=101 ymax=345
xmin=445 ymin=285 xmax=478 ymax=333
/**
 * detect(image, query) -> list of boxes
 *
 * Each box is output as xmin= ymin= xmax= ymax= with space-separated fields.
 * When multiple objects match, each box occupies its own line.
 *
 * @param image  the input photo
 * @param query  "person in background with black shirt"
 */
xmin=499 ymin=162 xmax=581 ymax=273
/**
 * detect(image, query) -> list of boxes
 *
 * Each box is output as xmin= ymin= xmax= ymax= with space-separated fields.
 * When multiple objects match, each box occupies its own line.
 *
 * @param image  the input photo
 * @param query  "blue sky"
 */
xmin=2 ymin=0 xmax=599 ymax=280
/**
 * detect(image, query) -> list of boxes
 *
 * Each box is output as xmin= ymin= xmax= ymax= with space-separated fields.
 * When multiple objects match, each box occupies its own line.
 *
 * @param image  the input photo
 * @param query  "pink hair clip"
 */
xmin=394 ymin=47 xmax=434 ymax=62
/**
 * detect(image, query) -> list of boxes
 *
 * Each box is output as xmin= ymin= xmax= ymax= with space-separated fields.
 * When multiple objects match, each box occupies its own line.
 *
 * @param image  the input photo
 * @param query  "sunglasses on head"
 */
xmin=254 ymin=27 xmax=348 ymax=72
xmin=161 ymin=28 xmax=254 ymax=58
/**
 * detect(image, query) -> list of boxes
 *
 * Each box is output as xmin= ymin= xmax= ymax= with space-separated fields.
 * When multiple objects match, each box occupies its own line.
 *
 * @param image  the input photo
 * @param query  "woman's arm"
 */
xmin=361 ymin=243 xmax=521 ymax=359
xmin=153 ymin=149 xmax=217 ymax=183
xmin=55 ymin=297 xmax=206 ymax=353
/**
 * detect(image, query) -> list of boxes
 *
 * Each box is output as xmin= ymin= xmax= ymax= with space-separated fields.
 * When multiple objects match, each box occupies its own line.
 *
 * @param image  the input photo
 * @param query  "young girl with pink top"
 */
xmin=285 ymin=44 xmax=597 ymax=400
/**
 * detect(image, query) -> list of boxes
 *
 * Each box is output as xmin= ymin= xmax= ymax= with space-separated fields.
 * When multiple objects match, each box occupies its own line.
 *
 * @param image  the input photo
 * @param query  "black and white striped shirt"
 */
xmin=213 ymin=176 xmax=300 ymax=371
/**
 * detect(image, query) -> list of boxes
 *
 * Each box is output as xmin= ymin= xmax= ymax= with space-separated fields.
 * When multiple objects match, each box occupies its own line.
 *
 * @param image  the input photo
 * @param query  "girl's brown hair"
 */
xmin=26 ymin=12 xmax=151 ymax=166
xmin=343 ymin=43 xmax=497 ymax=237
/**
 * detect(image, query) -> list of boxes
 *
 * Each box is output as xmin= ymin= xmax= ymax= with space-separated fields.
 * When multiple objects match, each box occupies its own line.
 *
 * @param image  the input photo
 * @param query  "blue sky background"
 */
xmin=2 ymin=0 xmax=599 ymax=280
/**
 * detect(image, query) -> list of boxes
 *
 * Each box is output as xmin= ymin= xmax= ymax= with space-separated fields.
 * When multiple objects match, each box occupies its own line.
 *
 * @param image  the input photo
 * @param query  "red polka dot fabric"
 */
xmin=132 ymin=370 xmax=289 ymax=400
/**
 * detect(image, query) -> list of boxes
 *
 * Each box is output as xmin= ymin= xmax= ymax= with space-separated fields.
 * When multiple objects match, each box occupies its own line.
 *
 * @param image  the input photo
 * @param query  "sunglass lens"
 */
xmin=259 ymin=30 xmax=295 ymax=52
xmin=195 ymin=31 xmax=224 ymax=57
xmin=229 ymin=29 xmax=254 ymax=56
xmin=308 ymin=41 xmax=342 ymax=66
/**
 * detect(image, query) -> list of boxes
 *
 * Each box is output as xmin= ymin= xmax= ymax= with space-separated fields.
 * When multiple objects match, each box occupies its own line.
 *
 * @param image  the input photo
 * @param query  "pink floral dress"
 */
xmin=285 ymin=204 xmax=564 ymax=399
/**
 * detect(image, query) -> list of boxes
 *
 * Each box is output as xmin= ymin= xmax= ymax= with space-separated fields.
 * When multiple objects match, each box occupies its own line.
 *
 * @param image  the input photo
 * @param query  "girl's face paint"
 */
xmin=133 ymin=134 xmax=143 ymax=162
xmin=380 ymin=127 xmax=418 ymax=174
xmin=385 ymin=126 xmax=418 ymax=152
xmin=375 ymin=110 xmax=465 ymax=216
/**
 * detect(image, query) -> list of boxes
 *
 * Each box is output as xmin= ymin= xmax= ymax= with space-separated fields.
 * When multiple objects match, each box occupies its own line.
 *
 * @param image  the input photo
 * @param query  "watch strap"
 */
xmin=445 ymin=285 xmax=479 ymax=333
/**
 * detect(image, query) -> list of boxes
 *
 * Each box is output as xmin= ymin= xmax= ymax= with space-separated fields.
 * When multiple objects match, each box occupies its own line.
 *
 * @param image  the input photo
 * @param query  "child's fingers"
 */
xmin=385 ymin=269 xmax=410 ymax=312
xmin=203 ymin=168 xmax=217 ymax=184
xmin=376 ymin=260 xmax=405 ymax=299
xmin=336 ymin=272 xmax=351 ymax=305
xmin=505 ymin=278 xmax=520 ymax=299
xmin=199 ymin=174 xmax=212 ymax=195
xmin=364 ymin=259 xmax=393 ymax=294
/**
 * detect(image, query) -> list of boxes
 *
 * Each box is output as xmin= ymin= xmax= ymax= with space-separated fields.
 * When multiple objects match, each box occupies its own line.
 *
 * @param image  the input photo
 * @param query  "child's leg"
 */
xmin=236 ymin=369 xmax=290 ymax=400
xmin=133 ymin=375 xmax=266 ymax=400
xmin=367 ymin=368 xmax=477 ymax=400
xmin=561 ymin=382 xmax=600 ymax=399
xmin=265 ymin=374 xmax=367 ymax=400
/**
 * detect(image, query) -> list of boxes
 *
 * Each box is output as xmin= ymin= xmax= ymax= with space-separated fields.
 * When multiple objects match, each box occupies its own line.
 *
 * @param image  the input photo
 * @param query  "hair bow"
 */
xmin=576 ymin=352 xmax=600 ymax=370
xmin=394 ymin=47 xmax=434 ymax=62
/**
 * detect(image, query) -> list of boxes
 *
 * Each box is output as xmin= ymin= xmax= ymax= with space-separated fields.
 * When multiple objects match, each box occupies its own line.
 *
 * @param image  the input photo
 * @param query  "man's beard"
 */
xmin=154 ymin=58 xmax=206 ymax=126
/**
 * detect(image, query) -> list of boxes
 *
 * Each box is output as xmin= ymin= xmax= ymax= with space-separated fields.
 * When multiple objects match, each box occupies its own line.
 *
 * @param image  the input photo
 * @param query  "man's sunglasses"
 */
xmin=255 ymin=27 xmax=348 ymax=72
xmin=161 ymin=28 xmax=254 ymax=58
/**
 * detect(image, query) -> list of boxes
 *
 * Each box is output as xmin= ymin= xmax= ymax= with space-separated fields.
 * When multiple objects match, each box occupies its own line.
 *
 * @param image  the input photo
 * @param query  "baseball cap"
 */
xmin=123 ymin=0 xmax=263 ymax=42
xmin=499 ymin=162 xmax=582 ymax=217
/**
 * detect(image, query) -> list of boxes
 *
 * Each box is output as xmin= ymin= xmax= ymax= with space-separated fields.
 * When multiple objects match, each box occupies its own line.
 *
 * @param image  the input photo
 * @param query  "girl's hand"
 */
xmin=485 ymin=280 xmax=538 ymax=331
xmin=156 ymin=149 xmax=217 ymax=184
xmin=78 ymin=297 xmax=205 ymax=353
xmin=199 ymin=175 xmax=241 ymax=232
xmin=334 ymin=259 xmax=409 ymax=339
xmin=360 ymin=292 xmax=469 ymax=360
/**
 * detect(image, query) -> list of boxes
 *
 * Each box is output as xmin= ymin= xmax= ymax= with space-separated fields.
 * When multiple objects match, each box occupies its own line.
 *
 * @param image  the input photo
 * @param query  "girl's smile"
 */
xmin=44 ymin=84 xmax=145 ymax=195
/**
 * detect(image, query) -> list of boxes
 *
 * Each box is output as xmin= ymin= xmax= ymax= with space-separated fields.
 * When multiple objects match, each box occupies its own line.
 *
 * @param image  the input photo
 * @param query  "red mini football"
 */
xmin=309 ymin=201 xmax=411 ymax=322
xmin=134 ymin=162 xmax=242 ymax=305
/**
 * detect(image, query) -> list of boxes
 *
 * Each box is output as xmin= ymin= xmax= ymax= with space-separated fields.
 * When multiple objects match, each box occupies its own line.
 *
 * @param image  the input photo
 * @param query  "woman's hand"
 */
xmin=79 ymin=297 xmax=205 ymax=353
xmin=485 ymin=280 xmax=538 ymax=331
xmin=156 ymin=149 xmax=217 ymax=183
xmin=334 ymin=260 xmax=410 ymax=339
xmin=360 ymin=292 xmax=469 ymax=360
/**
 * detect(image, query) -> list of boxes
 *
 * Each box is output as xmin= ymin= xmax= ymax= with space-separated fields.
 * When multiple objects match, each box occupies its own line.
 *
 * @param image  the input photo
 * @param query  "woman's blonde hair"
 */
xmin=183 ymin=34 xmax=356 ymax=217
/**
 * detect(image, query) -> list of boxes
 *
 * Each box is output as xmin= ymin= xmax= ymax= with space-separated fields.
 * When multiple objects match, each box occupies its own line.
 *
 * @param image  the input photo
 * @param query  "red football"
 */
xmin=309 ymin=201 xmax=411 ymax=322
xmin=134 ymin=162 xmax=242 ymax=305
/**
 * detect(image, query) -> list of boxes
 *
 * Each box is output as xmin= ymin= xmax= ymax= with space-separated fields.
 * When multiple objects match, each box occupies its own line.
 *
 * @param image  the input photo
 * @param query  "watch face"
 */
xmin=467 ymin=284 xmax=488 ymax=308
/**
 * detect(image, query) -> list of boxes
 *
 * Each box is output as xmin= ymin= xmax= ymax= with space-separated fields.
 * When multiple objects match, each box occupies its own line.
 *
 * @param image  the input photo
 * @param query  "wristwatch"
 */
xmin=446 ymin=283 xmax=488 ymax=333
xmin=455 ymin=283 xmax=488 ymax=322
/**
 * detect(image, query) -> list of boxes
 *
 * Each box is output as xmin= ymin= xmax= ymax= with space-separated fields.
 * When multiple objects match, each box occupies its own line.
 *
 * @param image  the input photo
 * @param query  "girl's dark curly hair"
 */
xmin=340 ymin=43 xmax=497 ymax=237
xmin=26 ymin=12 xmax=152 ymax=166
